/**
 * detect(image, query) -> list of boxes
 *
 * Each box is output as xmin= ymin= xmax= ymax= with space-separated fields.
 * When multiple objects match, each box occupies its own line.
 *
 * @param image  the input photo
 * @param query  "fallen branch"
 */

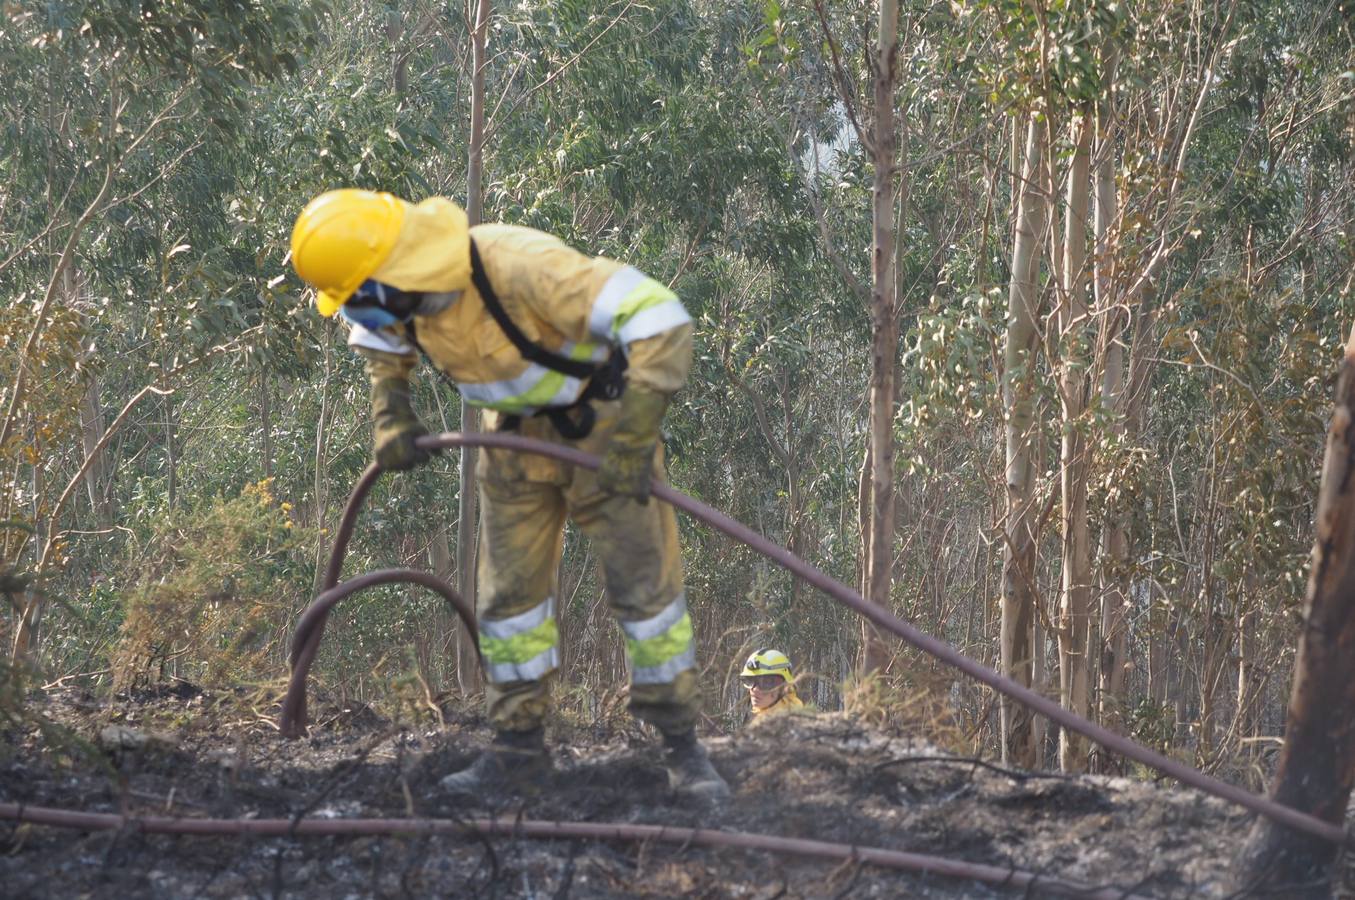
xmin=875 ymin=755 xmax=1077 ymax=783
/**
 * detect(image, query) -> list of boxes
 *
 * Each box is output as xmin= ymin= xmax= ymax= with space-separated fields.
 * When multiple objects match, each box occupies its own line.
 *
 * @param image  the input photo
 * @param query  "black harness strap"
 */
xmin=465 ymin=237 xmax=627 ymax=440
xmin=469 ymin=238 xmax=599 ymax=379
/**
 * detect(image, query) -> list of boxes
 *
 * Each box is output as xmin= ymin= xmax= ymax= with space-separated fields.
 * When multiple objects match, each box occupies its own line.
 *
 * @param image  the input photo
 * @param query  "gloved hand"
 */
xmin=597 ymin=383 xmax=669 ymax=503
xmin=371 ymin=376 xmax=437 ymax=471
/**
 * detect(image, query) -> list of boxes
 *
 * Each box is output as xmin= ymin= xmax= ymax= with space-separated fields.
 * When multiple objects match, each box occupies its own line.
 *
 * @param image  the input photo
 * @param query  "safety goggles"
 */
xmin=741 ymin=674 xmax=785 ymax=691
xmin=338 ymin=279 xmax=422 ymax=331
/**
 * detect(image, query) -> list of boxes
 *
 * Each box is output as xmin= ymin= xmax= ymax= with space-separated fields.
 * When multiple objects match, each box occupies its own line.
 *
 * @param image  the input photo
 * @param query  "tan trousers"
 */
xmin=474 ymin=399 xmax=700 ymax=734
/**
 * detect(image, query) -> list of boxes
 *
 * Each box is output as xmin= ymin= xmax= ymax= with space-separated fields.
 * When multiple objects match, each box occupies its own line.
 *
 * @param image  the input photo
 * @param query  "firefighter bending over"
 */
xmin=290 ymin=189 xmax=727 ymax=801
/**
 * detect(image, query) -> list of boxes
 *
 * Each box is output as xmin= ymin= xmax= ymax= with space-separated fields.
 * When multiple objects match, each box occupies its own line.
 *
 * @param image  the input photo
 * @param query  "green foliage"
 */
xmin=110 ymin=479 xmax=311 ymax=691
xmin=22 ymin=0 xmax=315 ymax=123
xmin=2 ymin=0 xmax=1351 ymax=772
xmin=899 ymin=288 xmax=1004 ymax=477
xmin=745 ymin=0 xmax=802 ymax=70
xmin=968 ymin=0 xmax=1132 ymax=109
xmin=1127 ymin=696 xmax=1176 ymax=754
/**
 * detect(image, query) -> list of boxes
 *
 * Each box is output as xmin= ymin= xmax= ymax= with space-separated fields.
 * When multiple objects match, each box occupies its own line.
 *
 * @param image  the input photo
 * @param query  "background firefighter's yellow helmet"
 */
xmin=289 ymin=189 xmax=472 ymax=317
xmin=290 ymin=189 xmax=407 ymax=316
xmin=741 ymin=648 xmax=793 ymax=684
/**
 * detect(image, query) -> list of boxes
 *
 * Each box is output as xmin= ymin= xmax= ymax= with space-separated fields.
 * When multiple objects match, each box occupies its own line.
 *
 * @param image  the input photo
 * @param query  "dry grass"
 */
xmin=843 ymin=667 xmax=969 ymax=753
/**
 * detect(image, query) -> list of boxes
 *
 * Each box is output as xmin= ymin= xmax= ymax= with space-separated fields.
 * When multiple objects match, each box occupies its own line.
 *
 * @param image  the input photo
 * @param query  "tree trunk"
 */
xmin=387 ymin=7 xmax=409 ymax=98
xmin=1235 ymin=323 xmax=1355 ymax=895
xmin=1171 ymin=606 xmax=1189 ymax=741
xmin=781 ymin=368 xmax=803 ymax=612
xmin=1095 ymin=84 xmax=1128 ymax=753
xmin=1235 ymin=602 xmax=1259 ymax=773
xmin=1000 ymin=115 xmax=1046 ymax=768
xmin=456 ymin=0 xmax=492 ymax=640
xmin=258 ymin=368 xmax=274 ymax=483
xmin=1148 ymin=579 xmax=1168 ymax=706
xmin=1198 ymin=593 xmax=1230 ymax=765
xmin=79 ymin=372 xmax=111 ymax=525
xmin=164 ymin=393 xmax=177 ymax=511
xmin=428 ymin=526 xmax=478 ymax=696
xmin=311 ymin=323 xmax=333 ymax=598
xmin=1130 ymin=299 xmax=1163 ymax=712
xmin=12 ymin=414 xmax=44 ymax=659
xmin=1031 ymin=615 xmax=1048 ymax=767
xmin=858 ymin=0 xmax=901 ymax=677
xmin=1056 ymin=108 xmax=1094 ymax=773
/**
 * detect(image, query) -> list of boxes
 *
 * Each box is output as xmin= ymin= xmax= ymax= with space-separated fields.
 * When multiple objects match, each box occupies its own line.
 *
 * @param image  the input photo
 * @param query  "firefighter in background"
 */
xmin=290 ymin=189 xmax=727 ymax=801
xmin=741 ymin=649 xmax=804 ymax=717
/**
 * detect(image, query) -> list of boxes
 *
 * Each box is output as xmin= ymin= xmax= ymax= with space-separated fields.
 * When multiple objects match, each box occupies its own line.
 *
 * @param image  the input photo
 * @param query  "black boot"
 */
xmin=662 ymin=730 xmax=730 ymax=801
xmin=440 ymin=727 xmax=552 ymax=795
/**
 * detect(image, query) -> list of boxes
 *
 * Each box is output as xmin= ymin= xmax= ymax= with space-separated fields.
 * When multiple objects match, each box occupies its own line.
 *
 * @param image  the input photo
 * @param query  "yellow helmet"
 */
xmin=741 ymin=648 xmax=793 ymax=683
xmin=290 ymin=189 xmax=408 ymax=317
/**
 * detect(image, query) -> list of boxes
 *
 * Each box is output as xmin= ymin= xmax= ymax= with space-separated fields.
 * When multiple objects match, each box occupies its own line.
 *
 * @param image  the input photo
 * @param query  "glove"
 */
xmin=597 ymin=384 xmax=669 ymax=503
xmin=371 ymin=376 xmax=436 ymax=471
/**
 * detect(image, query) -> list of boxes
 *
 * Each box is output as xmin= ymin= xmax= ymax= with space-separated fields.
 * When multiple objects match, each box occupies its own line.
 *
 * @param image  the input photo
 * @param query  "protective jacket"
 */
xmin=350 ymin=222 xmax=692 ymax=414
xmin=752 ymin=687 xmax=805 ymax=717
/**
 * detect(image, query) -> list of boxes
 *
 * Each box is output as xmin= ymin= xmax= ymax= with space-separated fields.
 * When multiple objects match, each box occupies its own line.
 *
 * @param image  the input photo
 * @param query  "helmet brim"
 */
xmin=315 ymin=288 xmax=346 ymax=318
xmin=740 ymin=668 xmax=792 ymax=683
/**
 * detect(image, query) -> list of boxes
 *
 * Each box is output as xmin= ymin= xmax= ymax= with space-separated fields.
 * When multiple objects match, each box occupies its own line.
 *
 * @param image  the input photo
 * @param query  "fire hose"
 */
xmin=273 ymin=432 xmax=1346 ymax=846
xmin=0 ymin=802 xmax=1148 ymax=899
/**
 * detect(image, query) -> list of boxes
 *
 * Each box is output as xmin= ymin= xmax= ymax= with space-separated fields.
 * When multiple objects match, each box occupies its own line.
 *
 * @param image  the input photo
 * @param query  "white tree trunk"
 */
xmin=860 ymin=0 xmax=901 ymax=675
xmin=78 ymin=373 xmax=111 ymax=525
xmin=1000 ymin=116 xmax=1047 ymax=767
xmin=1057 ymin=108 xmax=1094 ymax=773
xmin=457 ymin=0 xmax=493 ymax=636
xmin=1094 ymin=84 xmax=1128 ymax=744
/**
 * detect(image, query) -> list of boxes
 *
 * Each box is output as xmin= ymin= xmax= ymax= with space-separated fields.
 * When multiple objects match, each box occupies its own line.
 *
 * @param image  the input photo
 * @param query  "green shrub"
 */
xmin=110 ymin=480 xmax=312 ymax=691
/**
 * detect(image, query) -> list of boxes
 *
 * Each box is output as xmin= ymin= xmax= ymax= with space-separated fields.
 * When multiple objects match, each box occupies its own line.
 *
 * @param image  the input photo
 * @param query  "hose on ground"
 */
xmin=0 ymin=801 xmax=1149 ymax=900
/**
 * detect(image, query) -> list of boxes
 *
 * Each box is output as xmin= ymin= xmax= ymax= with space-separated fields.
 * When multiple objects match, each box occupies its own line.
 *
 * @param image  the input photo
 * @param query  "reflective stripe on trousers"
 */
xmin=479 ymin=596 xmax=560 ymax=683
xmin=620 ymin=593 xmax=695 ymax=685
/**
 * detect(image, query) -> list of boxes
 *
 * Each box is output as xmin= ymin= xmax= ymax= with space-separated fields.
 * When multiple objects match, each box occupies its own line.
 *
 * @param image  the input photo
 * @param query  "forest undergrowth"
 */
xmin=0 ymin=679 xmax=1294 ymax=899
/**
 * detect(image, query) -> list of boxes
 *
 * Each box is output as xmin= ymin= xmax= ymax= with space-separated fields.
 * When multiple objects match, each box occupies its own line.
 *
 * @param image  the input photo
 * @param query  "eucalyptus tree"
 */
xmin=0 ymin=0 xmax=323 ymax=660
xmin=965 ymin=0 xmax=1266 ymax=771
xmin=1001 ymin=112 xmax=1047 ymax=767
xmin=1136 ymin=0 xmax=1355 ymax=768
xmin=460 ymin=0 xmax=493 ymax=672
xmin=764 ymin=0 xmax=904 ymax=675
xmin=746 ymin=0 xmax=1007 ymax=689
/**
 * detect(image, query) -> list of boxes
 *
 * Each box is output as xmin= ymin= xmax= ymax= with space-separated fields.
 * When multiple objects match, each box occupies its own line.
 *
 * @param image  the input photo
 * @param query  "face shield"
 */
xmin=337 ymin=279 xmax=423 ymax=331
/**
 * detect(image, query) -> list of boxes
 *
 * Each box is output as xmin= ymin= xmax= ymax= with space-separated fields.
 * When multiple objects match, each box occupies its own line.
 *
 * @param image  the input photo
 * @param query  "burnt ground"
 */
xmin=0 ymin=684 xmax=1277 ymax=898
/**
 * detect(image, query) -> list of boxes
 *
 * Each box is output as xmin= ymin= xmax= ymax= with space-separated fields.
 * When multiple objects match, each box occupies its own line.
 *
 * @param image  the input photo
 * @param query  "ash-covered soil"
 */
xmin=0 ymin=685 xmax=1260 ymax=898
